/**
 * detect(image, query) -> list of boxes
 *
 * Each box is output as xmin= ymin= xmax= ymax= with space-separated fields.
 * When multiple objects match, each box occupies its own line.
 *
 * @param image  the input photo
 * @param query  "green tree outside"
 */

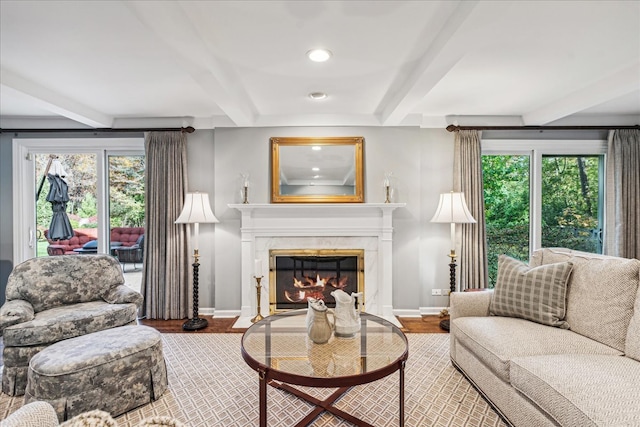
xmin=482 ymin=154 xmax=602 ymax=287
xmin=35 ymin=154 xmax=145 ymax=247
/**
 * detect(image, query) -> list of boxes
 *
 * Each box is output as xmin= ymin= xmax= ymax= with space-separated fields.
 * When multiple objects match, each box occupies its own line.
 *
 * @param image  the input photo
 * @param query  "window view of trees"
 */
xmin=109 ymin=155 xmax=145 ymax=228
xmin=36 ymin=154 xmax=98 ymax=232
xmin=482 ymin=155 xmax=530 ymax=286
xmin=35 ymin=153 xmax=145 ymax=255
xmin=482 ymin=154 xmax=602 ymax=286
xmin=541 ymin=156 xmax=601 ymax=253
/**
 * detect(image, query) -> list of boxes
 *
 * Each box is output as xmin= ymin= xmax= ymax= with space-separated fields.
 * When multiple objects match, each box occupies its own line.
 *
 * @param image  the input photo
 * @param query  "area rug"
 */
xmin=0 ymin=334 xmax=506 ymax=426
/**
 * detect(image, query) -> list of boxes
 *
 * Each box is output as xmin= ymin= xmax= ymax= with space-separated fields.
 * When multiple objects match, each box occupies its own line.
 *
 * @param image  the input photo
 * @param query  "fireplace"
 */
xmin=269 ymin=249 xmax=364 ymax=314
xmin=229 ymin=203 xmax=404 ymax=327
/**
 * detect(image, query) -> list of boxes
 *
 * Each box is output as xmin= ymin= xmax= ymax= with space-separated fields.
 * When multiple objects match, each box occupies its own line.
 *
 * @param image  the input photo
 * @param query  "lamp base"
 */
xmin=182 ymin=317 xmax=209 ymax=331
xmin=439 ymin=319 xmax=450 ymax=332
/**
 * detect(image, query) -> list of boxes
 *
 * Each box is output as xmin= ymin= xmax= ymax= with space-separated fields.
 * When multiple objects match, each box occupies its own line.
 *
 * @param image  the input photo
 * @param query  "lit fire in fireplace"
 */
xmin=285 ymin=275 xmax=349 ymax=302
xmin=269 ymin=249 xmax=363 ymax=314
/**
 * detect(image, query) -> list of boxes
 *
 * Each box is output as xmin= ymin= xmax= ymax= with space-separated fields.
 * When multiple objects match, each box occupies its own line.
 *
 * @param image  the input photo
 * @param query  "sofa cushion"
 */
xmin=530 ymin=248 xmax=640 ymax=352
xmin=3 ymin=300 xmax=138 ymax=346
xmin=6 ymin=255 xmax=125 ymax=312
xmin=510 ymin=354 xmax=640 ymax=427
xmin=626 ymin=288 xmax=640 ymax=361
xmin=451 ymin=316 xmax=623 ymax=383
xmin=110 ymin=227 xmax=144 ymax=247
xmin=490 ymin=255 xmax=573 ymax=328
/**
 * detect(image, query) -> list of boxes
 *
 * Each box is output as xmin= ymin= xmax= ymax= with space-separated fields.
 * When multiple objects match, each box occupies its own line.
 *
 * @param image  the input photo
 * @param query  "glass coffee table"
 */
xmin=241 ymin=310 xmax=409 ymax=427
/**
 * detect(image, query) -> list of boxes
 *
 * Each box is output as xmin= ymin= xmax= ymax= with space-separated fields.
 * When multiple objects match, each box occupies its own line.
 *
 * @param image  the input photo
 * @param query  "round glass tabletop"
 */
xmin=241 ymin=309 xmax=408 ymax=388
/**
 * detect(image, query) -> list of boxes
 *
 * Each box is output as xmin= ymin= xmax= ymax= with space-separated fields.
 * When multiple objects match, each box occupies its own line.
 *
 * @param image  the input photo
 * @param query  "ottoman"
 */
xmin=24 ymin=325 xmax=167 ymax=421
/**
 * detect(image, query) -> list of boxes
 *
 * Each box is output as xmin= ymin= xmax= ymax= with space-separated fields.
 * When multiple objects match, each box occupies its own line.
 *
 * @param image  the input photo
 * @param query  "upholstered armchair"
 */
xmin=2 ymin=401 xmax=186 ymax=427
xmin=0 ymin=255 xmax=143 ymax=396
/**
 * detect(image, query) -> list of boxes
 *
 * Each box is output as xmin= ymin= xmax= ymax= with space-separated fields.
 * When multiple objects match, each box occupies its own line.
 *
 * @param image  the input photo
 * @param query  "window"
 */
xmin=482 ymin=140 xmax=606 ymax=286
xmin=482 ymin=154 xmax=530 ymax=286
xmin=13 ymin=138 xmax=144 ymax=264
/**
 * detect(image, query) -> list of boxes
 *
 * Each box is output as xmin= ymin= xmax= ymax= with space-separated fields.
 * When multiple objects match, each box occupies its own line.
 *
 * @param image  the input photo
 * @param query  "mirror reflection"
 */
xmin=271 ymin=137 xmax=364 ymax=203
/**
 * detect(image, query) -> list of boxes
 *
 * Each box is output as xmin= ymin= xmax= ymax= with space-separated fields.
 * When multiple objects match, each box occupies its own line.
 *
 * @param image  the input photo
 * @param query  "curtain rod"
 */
xmin=0 ymin=126 xmax=196 ymax=134
xmin=446 ymin=124 xmax=639 ymax=132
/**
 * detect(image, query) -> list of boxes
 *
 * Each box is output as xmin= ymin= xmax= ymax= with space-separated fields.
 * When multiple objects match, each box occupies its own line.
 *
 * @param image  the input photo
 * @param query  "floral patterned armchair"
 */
xmin=0 ymin=255 xmax=143 ymax=396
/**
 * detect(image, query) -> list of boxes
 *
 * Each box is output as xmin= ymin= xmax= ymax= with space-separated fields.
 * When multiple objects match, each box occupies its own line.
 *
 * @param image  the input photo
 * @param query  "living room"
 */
xmin=1 ymin=1 xmax=639 ymax=426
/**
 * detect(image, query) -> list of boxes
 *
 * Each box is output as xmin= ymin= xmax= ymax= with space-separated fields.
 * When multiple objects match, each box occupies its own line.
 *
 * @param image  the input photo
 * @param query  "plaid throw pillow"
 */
xmin=490 ymin=255 xmax=573 ymax=328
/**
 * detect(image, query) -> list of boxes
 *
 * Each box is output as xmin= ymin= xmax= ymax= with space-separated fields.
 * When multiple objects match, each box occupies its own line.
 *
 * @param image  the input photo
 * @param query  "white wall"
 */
xmin=0 ymin=126 xmax=455 ymax=315
xmin=205 ymin=126 xmax=454 ymax=316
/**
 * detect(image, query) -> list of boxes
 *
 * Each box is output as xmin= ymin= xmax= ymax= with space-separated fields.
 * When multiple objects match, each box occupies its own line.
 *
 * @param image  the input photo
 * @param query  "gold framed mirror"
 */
xmin=271 ymin=136 xmax=364 ymax=203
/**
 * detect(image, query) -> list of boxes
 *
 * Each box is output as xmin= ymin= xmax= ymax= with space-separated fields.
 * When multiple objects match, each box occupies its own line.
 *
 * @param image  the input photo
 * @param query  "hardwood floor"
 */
xmin=0 ymin=316 xmax=446 ymax=366
xmin=139 ymin=315 xmax=449 ymax=334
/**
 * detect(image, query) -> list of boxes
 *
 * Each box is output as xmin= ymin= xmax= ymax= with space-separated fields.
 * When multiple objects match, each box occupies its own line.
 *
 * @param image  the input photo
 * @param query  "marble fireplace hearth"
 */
xmin=229 ymin=203 xmax=404 ymax=328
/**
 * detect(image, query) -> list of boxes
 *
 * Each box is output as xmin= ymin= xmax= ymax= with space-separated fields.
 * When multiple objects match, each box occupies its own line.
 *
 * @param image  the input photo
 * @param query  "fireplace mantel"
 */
xmin=229 ymin=203 xmax=405 ymax=327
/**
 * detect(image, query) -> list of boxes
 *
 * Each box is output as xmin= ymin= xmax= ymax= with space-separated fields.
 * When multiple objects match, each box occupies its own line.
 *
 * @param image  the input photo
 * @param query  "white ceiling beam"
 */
xmin=254 ymin=113 xmax=382 ymax=128
xmin=523 ymin=62 xmax=640 ymax=125
xmin=0 ymin=68 xmax=113 ymax=128
xmin=379 ymin=1 xmax=478 ymax=126
xmin=126 ymin=1 xmax=257 ymax=127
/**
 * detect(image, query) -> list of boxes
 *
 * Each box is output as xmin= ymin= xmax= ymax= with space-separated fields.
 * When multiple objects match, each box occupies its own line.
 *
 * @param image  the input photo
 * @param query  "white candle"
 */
xmin=450 ymin=222 xmax=456 ymax=255
xmin=384 ymin=177 xmax=390 ymax=187
xmin=193 ymin=223 xmax=199 ymax=251
xmin=254 ymin=259 xmax=263 ymax=277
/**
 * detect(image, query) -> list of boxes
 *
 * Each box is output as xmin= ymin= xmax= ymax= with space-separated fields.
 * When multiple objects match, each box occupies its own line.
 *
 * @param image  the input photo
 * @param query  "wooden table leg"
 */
xmin=399 ymin=360 xmax=405 ymax=427
xmin=259 ymin=369 xmax=267 ymax=427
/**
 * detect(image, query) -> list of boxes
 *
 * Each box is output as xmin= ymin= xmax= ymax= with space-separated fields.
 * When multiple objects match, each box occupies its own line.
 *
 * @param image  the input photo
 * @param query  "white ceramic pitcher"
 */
xmin=306 ymin=298 xmax=334 ymax=344
xmin=331 ymin=289 xmax=362 ymax=338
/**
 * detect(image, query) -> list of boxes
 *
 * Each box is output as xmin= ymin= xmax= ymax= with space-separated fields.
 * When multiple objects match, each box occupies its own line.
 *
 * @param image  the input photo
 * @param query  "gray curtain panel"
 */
xmin=453 ymin=130 xmax=489 ymax=289
xmin=606 ymin=129 xmax=640 ymax=259
xmin=141 ymin=131 xmax=192 ymax=319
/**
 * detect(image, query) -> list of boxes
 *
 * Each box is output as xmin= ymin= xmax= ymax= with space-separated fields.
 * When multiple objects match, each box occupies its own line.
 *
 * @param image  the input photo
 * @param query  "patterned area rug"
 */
xmin=0 ymin=333 xmax=506 ymax=426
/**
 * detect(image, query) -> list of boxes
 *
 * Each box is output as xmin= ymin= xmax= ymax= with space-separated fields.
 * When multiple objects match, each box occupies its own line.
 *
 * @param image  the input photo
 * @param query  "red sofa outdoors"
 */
xmin=44 ymin=227 xmax=144 ymax=256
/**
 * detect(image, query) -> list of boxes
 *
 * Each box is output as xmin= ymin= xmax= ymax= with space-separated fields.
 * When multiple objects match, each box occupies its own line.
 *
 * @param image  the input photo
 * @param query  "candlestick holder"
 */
xmin=242 ymin=185 xmax=249 ymax=204
xmin=384 ymin=185 xmax=391 ymax=203
xmin=251 ymin=276 xmax=264 ymax=323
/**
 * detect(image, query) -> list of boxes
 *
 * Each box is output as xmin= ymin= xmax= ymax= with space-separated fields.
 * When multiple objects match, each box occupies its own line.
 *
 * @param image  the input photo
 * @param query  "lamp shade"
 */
xmin=175 ymin=192 xmax=219 ymax=224
xmin=430 ymin=192 xmax=476 ymax=224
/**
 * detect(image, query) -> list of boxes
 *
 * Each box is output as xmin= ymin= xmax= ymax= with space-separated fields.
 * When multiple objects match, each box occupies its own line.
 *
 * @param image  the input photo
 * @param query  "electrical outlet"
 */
xmin=432 ymin=289 xmax=442 ymax=296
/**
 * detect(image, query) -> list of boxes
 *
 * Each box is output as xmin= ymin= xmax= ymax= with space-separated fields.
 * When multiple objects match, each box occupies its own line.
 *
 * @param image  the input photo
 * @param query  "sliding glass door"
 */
xmin=482 ymin=140 xmax=606 ymax=287
xmin=12 ymin=138 xmax=144 ymax=264
xmin=34 ymin=153 xmax=98 ymax=257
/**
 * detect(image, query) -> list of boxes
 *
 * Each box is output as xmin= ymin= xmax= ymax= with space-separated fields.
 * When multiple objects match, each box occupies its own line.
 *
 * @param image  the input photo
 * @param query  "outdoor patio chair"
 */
xmin=115 ymin=234 xmax=144 ymax=271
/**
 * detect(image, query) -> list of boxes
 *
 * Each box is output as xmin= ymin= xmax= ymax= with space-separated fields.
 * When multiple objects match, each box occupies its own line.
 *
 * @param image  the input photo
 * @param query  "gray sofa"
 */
xmin=0 ymin=255 xmax=143 ymax=396
xmin=450 ymin=248 xmax=640 ymax=427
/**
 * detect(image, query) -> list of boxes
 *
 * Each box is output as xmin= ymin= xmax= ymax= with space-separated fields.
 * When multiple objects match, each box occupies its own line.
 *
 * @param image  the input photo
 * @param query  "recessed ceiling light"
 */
xmin=313 ymin=175 xmax=320 ymax=179
xmin=307 ymin=49 xmax=332 ymax=62
xmin=309 ymin=92 xmax=327 ymax=100
xmin=312 ymin=146 xmax=322 ymax=151
xmin=312 ymin=167 xmax=320 ymax=171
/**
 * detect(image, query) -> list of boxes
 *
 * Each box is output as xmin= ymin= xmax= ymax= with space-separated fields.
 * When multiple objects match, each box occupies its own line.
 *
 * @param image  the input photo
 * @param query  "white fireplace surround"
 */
xmin=229 ymin=203 xmax=404 ymax=327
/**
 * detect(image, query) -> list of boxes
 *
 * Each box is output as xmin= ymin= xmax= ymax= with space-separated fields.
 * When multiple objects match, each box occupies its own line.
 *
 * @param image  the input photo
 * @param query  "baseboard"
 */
xmin=419 ymin=306 xmax=448 ymax=316
xmin=199 ymin=307 xmax=215 ymax=316
xmin=392 ymin=309 xmax=421 ymax=317
xmin=209 ymin=308 xmax=446 ymax=317
xmin=211 ymin=309 xmax=241 ymax=318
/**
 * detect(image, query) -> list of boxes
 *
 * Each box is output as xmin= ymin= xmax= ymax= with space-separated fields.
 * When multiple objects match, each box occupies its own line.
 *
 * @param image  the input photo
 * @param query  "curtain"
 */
xmin=141 ymin=131 xmax=192 ymax=319
xmin=605 ymin=129 xmax=640 ymax=259
xmin=453 ymin=130 xmax=489 ymax=289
